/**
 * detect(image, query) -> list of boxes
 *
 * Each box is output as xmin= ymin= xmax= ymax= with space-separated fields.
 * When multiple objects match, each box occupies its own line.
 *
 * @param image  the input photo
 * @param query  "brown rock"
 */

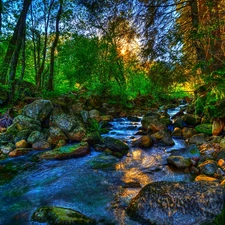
xmin=9 ymin=148 xmax=32 ymax=157
xmin=15 ymin=140 xmax=28 ymax=148
xmin=212 ymin=119 xmax=224 ymax=136
xmin=195 ymin=174 xmax=219 ymax=183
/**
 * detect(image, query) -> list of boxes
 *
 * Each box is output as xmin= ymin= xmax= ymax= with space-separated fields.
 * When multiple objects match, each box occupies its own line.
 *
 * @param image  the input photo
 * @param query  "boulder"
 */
xmin=127 ymin=181 xmax=225 ymax=225
xmin=189 ymin=133 xmax=208 ymax=145
xmin=32 ymin=206 xmax=97 ymax=225
xmin=15 ymin=140 xmax=28 ymax=148
xmin=89 ymin=109 xmax=101 ymax=122
xmin=220 ymin=138 xmax=225 ymax=149
xmin=7 ymin=115 xmax=41 ymax=134
xmin=47 ymin=127 xmax=68 ymax=145
xmin=183 ymin=114 xmax=201 ymax=125
xmin=0 ymin=143 xmax=15 ymax=154
xmin=39 ymin=142 xmax=90 ymax=160
xmin=84 ymin=131 xmax=104 ymax=147
xmin=32 ymin=141 xmax=51 ymax=150
xmin=182 ymin=127 xmax=196 ymax=139
xmin=141 ymin=112 xmax=160 ymax=130
xmin=27 ymin=130 xmax=46 ymax=144
xmin=195 ymin=174 xmax=219 ymax=183
xmin=103 ymin=137 xmax=129 ymax=156
xmin=195 ymin=123 xmax=212 ymax=135
xmin=13 ymin=129 xmax=30 ymax=143
xmin=23 ymin=99 xmax=53 ymax=122
xmin=167 ymin=144 xmax=200 ymax=169
xmin=152 ymin=130 xmax=175 ymax=146
xmin=51 ymin=113 xmax=86 ymax=141
xmin=212 ymin=119 xmax=224 ymax=136
xmin=0 ymin=132 xmax=13 ymax=144
xmin=171 ymin=127 xmax=182 ymax=137
xmin=132 ymin=135 xmax=153 ymax=148
xmin=9 ymin=148 xmax=32 ymax=157
xmin=198 ymin=160 xmax=218 ymax=176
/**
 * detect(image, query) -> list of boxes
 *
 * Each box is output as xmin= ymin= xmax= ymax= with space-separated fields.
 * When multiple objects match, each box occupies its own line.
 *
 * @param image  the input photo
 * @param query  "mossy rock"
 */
xmin=39 ymin=142 xmax=90 ymax=160
xmin=32 ymin=206 xmax=97 ymax=225
xmin=195 ymin=124 xmax=212 ymax=135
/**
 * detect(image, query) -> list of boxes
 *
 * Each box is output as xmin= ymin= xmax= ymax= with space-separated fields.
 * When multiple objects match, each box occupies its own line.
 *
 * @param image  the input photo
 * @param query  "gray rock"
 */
xmin=167 ymin=144 xmax=200 ymax=169
xmin=189 ymin=133 xmax=208 ymax=145
xmin=198 ymin=160 xmax=218 ymax=176
xmin=127 ymin=181 xmax=225 ymax=225
xmin=23 ymin=99 xmax=53 ymax=122
xmin=27 ymin=130 xmax=46 ymax=144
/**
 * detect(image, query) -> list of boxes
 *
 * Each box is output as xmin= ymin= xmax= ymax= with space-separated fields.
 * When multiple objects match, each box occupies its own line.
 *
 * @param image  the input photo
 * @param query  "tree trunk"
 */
xmin=48 ymin=0 xmax=63 ymax=91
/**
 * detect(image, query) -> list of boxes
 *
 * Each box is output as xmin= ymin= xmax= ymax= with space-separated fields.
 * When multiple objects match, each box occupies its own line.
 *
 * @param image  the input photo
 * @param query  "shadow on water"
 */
xmin=0 ymin=107 xmax=191 ymax=225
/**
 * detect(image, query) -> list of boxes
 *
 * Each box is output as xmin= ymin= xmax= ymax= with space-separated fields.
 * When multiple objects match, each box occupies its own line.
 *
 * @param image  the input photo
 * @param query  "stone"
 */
xmin=182 ymin=127 xmax=196 ymax=139
xmin=141 ymin=113 xmax=160 ymax=130
xmin=103 ymin=137 xmax=129 ymax=156
xmin=152 ymin=130 xmax=175 ymax=146
xmin=195 ymin=174 xmax=219 ymax=183
xmin=47 ymin=127 xmax=67 ymax=145
xmin=27 ymin=130 xmax=46 ymax=144
xmin=167 ymin=144 xmax=200 ymax=169
xmin=173 ymin=117 xmax=186 ymax=129
xmin=220 ymin=137 xmax=225 ymax=149
xmin=15 ymin=140 xmax=28 ymax=148
xmin=183 ymin=114 xmax=201 ymax=125
xmin=52 ymin=113 xmax=86 ymax=141
xmin=89 ymin=109 xmax=101 ymax=122
xmin=198 ymin=160 xmax=218 ymax=176
xmin=132 ymin=135 xmax=153 ymax=148
xmin=0 ymin=143 xmax=15 ymax=154
xmin=189 ymin=133 xmax=208 ymax=145
xmin=195 ymin=123 xmax=212 ymax=135
xmin=32 ymin=206 xmax=97 ymax=225
xmin=32 ymin=141 xmax=51 ymax=150
xmin=84 ymin=131 xmax=104 ymax=147
xmin=39 ymin=142 xmax=90 ymax=160
xmin=127 ymin=181 xmax=225 ymax=225
xmin=23 ymin=99 xmax=53 ymax=122
xmin=9 ymin=148 xmax=32 ymax=157
xmin=171 ymin=127 xmax=182 ymax=136
xmin=80 ymin=110 xmax=89 ymax=123
xmin=212 ymin=119 xmax=224 ymax=136
xmin=13 ymin=129 xmax=30 ymax=143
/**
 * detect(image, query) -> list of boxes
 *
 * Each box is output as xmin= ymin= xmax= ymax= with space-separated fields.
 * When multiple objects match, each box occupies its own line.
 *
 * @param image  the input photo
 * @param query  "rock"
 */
xmin=27 ymin=131 xmax=46 ymax=144
xmin=32 ymin=206 xmax=97 ymax=225
xmin=182 ymin=127 xmax=196 ymax=139
xmin=103 ymin=137 xmax=129 ymax=156
xmin=152 ymin=130 xmax=174 ymax=146
xmin=89 ymin=109 xmax=101 ymax=122
xmin=80 ymin=110 xmax=89 ymax=123
xmin=8 ymin=115 xmax=41 ymax=134
xmin=141 ymin=112 xmax=160 ymax=130
xmin=198 ymin=160 xmax=218 ymax=176
xmin=39 ymin=142 xmax=90 ymax=160
xmin=167 ymin=144 xmax=200 ymax=169
xmin=147 ymin=119 xmax=166 ymax=134
xmin=89 ymin=154 xmax=119 ymax=170
xmin=47 ymin=127 xmax=68 ymax=145
xmin=52 ymin=113 xmax=86 ymax=141
xmin=23 ymin=99 xmax=53 ymax=122
xmin=32 ymin=141 xmax=51 ymax=150
xmin=195 ymin=174 xmax=219 ymax=183
xmin=100 ymin=115 xmax=114 ymax=122
xmin=214 ymin=150 xmax=225 ymax=161
xmin=132 ymin=135 xmax=153 ymax=148
xmin=183 ymin=114 xmax=201 ymax=125
xmin=84 ymin=132 xmax=104 ymax=147
xmin=173 ymin=117 xmax=186 ymax=129
xmin=220 ymin=137 xmax=225 ymax=149
xmin=127 ymin=181 xmax=225 ymax=225
xmin=15 ymin=140 xmax=28 ymax=148
xmin=9 ymin=148 xmax=32 ymax=157
xmin=218 ymin=159 xmax=225 ymax=168
xmin=195 ymin=123 xmax=212 ymax=135
xmin=0 ymin=143 xmax=15 ymax=154
xmin=189 ymin=133 xmax=208 ymax=145
xmin=212 ymin=119 xmax=224 ymax=136
xmin=13 ymin=129 xmax=30 ymax=143
xmin=171 ymin=127 xmax=182 ymax=136
xmin=0 ymin=132 xmax=13 ymax=144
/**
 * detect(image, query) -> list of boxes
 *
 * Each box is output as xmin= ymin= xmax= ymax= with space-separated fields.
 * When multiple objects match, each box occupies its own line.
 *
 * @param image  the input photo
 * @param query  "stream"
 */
xmin=0 ymin=105 xmax=191 ymax=225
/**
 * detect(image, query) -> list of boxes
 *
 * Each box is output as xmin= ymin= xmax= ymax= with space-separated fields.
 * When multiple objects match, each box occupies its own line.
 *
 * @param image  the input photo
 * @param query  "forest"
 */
xmin=1 ymin=1 xmax=225 ymax=225
xmin=0 ymin=0 xmax=224 ymax=116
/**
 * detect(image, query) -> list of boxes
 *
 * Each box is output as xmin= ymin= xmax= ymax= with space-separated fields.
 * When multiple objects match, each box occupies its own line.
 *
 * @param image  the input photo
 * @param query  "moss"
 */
xmin=195 ymin=123 xmax=212 ymax=135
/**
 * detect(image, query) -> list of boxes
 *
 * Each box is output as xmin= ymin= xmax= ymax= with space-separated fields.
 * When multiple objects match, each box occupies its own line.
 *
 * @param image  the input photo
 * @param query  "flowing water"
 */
xmin=0 ymin=106 xmax=191 ymax=225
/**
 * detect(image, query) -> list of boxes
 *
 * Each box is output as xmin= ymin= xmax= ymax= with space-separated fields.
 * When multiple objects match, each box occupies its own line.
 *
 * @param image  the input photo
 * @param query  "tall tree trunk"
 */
xmin=189 ymin=0 xmax=206 ymax=65
xmin=8 ymin=0 xmax=32 ymax=100
xmin=48 ymin=0 xmax=63 ymax=91
xmin=0 ymin=0 xmax=31 ymax=85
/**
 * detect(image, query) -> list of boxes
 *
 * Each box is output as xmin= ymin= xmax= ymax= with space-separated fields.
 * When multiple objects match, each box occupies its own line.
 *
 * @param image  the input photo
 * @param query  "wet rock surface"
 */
xmin=127 ymin=181 xmax=225 ymax=225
